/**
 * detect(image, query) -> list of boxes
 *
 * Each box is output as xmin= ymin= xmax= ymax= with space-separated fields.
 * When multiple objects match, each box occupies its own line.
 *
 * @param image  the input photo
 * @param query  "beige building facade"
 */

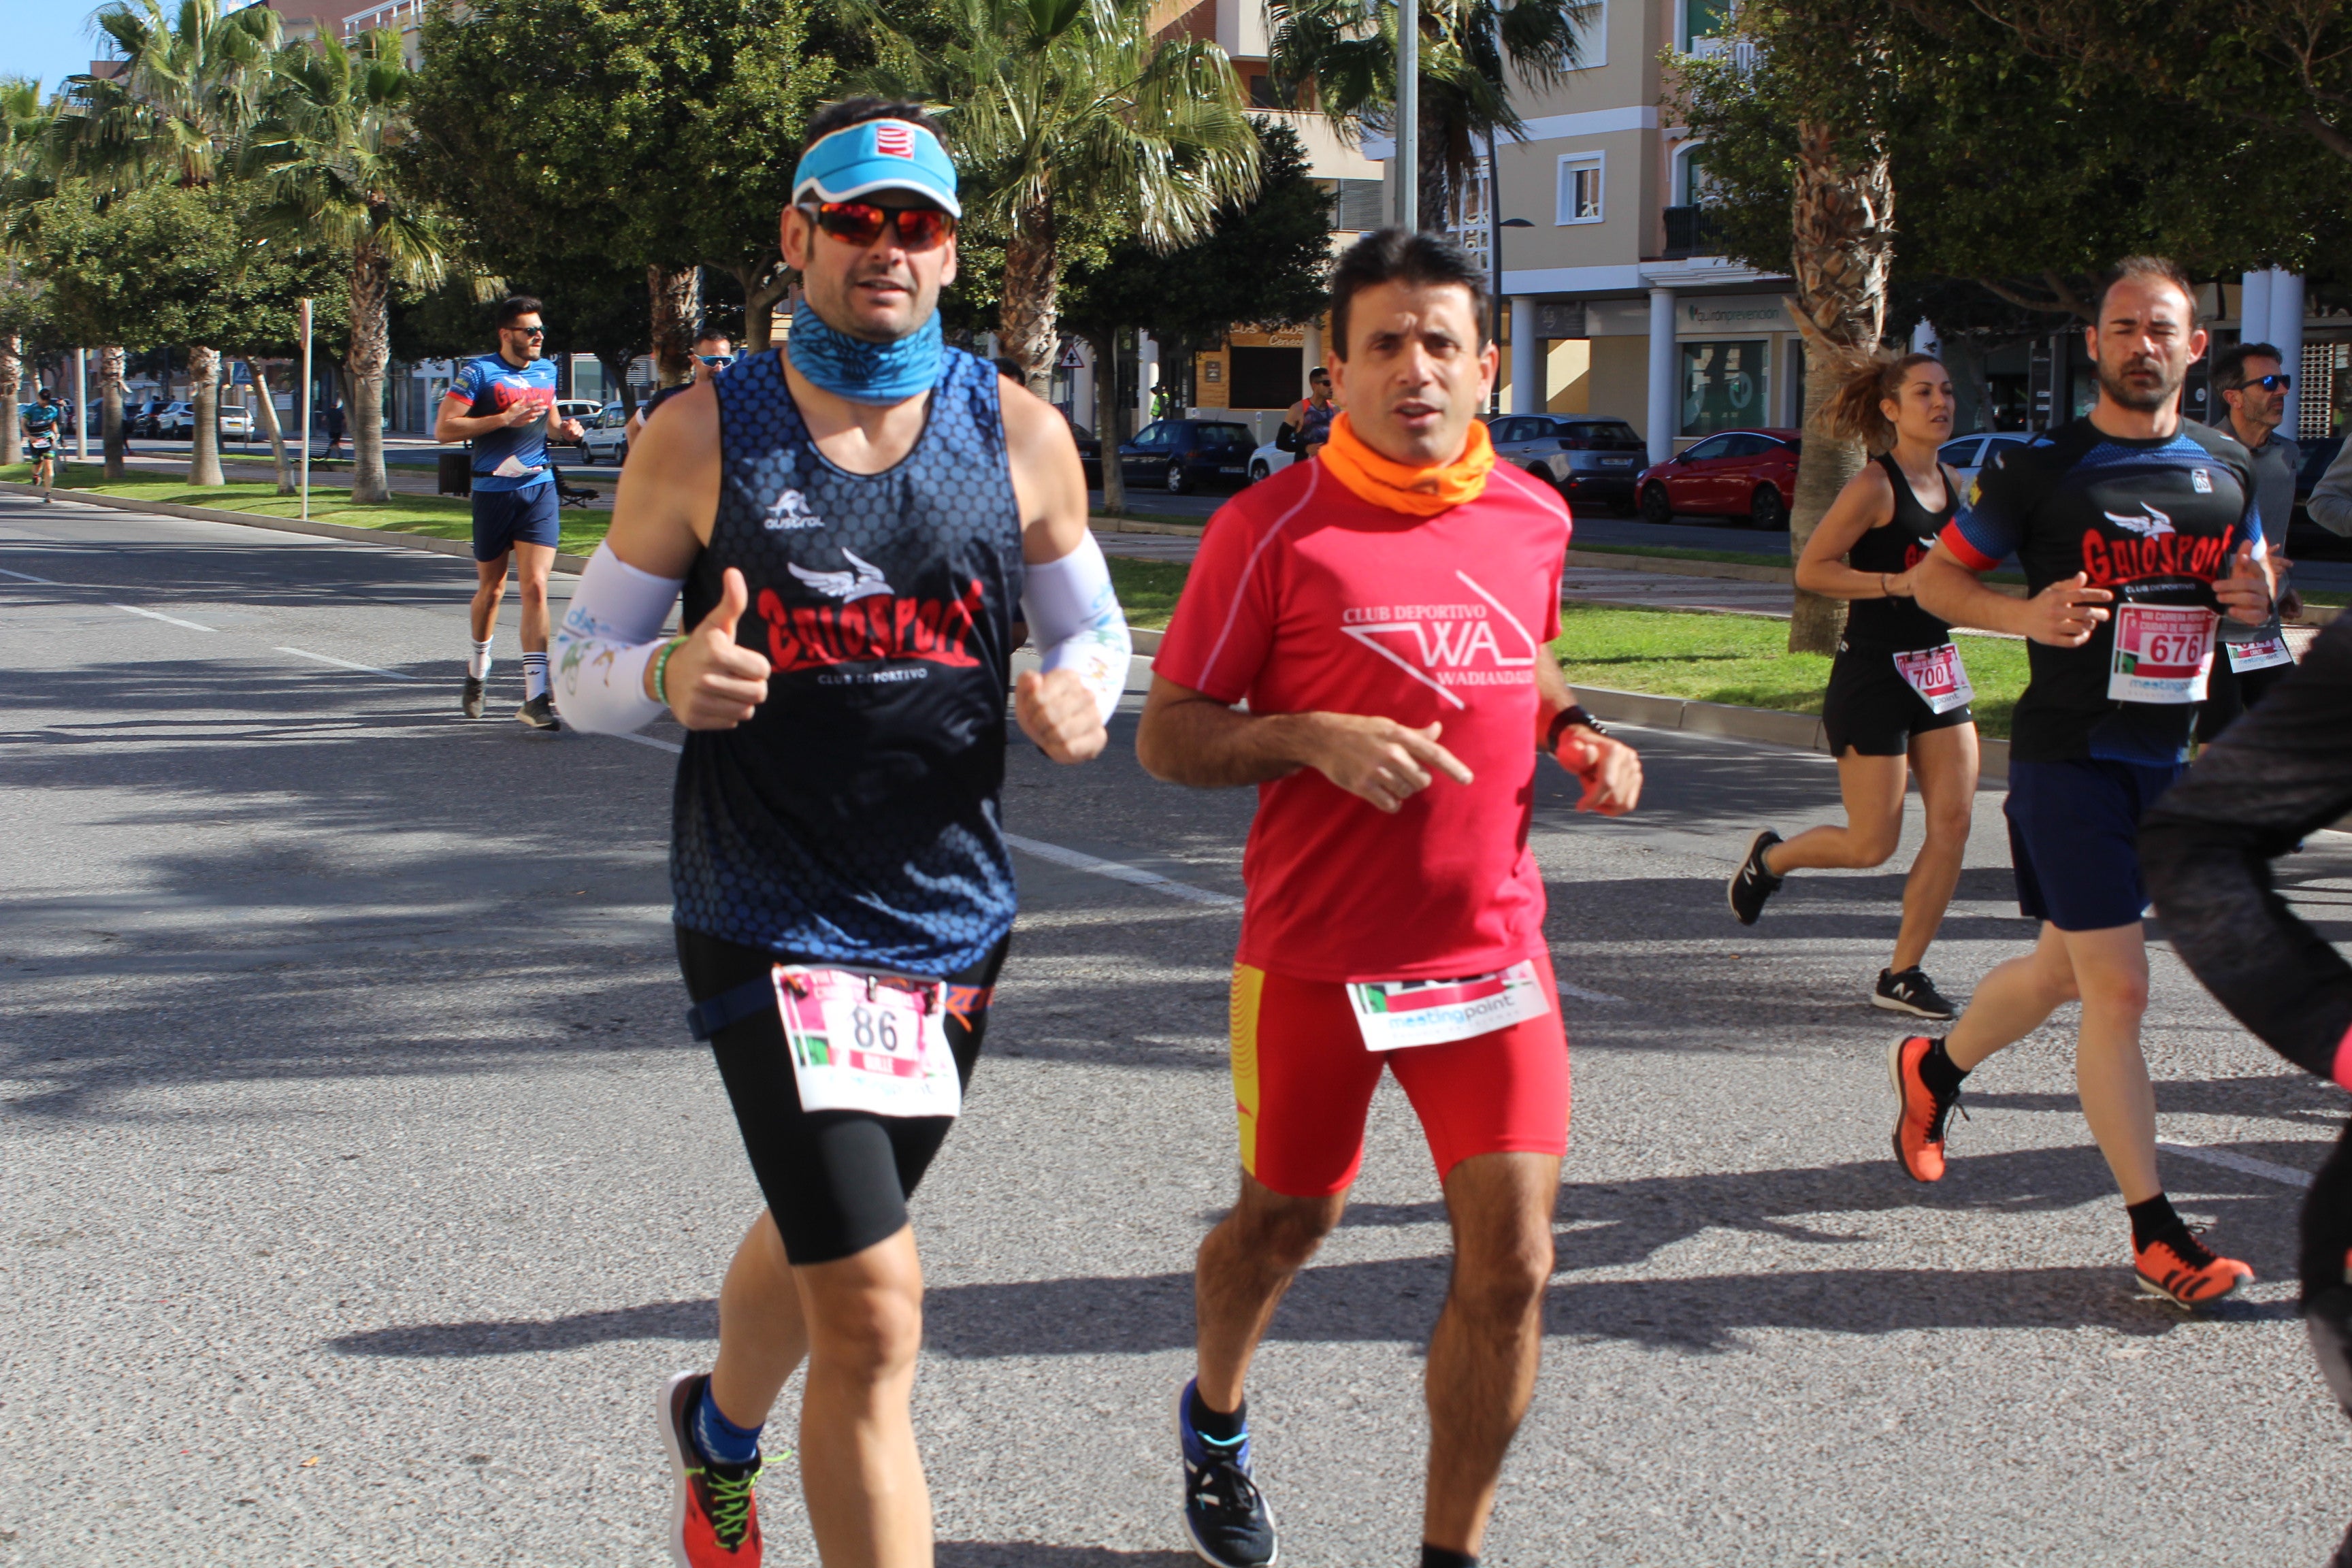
xmin=1362 ymin=0 xmax=1799 ymax=460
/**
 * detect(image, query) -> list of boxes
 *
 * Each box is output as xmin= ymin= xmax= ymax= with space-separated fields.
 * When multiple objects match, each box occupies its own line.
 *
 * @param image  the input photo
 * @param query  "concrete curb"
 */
xmin=1 ymin=480 xmax=596 ymax=574
xmin=1570 ymin=681 xmax=2013 ymax=781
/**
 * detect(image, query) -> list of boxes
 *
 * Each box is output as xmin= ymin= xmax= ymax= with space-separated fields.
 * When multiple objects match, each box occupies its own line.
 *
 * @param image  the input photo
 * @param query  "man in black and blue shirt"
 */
xmin=1884 ymin=257 xmax=2279 ymax=1308
xmin=435 ymin=294 xmax=587 ymax=728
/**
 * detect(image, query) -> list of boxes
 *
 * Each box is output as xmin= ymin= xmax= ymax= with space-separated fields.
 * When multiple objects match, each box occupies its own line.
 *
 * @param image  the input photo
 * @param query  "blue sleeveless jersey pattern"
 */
xmin=671 ymin=345 xmax=1024 ymax=975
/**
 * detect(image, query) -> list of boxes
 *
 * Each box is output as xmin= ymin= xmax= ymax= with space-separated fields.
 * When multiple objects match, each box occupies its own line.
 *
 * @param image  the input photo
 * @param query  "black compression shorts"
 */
xmin=675 ymin=926 xmax=1009 ymax=1266
xmin=1821 ymin=642 xmax=1973 ymax=758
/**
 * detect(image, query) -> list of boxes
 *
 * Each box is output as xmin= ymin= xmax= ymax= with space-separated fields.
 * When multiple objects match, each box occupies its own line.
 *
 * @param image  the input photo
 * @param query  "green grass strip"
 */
xmin=8 ymin=462 xmax=617 ymax=557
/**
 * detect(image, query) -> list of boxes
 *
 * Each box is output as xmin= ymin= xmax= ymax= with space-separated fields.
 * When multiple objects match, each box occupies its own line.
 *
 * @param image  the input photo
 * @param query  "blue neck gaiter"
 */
xmin=786 ymin=299 xmax=944 ymax=406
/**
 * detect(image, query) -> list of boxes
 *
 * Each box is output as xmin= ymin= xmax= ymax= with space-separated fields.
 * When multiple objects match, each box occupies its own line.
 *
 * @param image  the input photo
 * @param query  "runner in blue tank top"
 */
xmin=550 ymin=99 xmax=1130 ymax=1567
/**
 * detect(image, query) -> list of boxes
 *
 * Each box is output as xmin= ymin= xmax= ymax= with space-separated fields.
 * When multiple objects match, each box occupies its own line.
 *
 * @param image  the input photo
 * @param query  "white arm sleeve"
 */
xmin=1020 ymin=532 xmax=1132 ymax=725
xmin=551 ymin=540 xmax=685 ymax=734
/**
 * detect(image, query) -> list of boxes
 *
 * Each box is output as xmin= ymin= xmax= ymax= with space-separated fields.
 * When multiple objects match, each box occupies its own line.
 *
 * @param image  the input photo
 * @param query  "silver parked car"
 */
xmin=577 ymin=402 xmax=632 ymax=464
xmin=1938 ymin=432 xmax=2031 ymax=492
xmin=216 ymin=406 xmax=254 ymax=438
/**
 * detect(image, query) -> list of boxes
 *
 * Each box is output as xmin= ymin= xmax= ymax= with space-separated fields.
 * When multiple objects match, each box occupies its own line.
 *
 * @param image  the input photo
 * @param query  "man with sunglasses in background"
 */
xmin=436 ymin=294 xmax=587 ymax=728
xmin=2201 ymin=341 xmax=2302 ymax=740
xmin=628 ymin=329 xmax=737 ymax=444
xmin=550 ymin=98 xmax=1125 ymax=1567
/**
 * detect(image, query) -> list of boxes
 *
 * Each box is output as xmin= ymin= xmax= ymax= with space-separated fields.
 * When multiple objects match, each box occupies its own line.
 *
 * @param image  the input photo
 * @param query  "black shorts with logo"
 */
xmin=674 ymin=924 xmax=1009 ymax=1266
xmin=1822 ymin=640 xmax=1974 ymax=758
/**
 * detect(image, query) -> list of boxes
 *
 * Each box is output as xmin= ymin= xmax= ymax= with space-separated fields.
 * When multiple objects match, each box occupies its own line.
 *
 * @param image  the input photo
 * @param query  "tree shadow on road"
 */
xmin=327 ymin=1141 xmax=2302 ymax=1362
xmin=937 ymin=1545 xmax=1194 ymax=1567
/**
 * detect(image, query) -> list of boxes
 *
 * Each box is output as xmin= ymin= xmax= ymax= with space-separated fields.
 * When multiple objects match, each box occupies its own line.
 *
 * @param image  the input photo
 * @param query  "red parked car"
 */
xmin=1635 ymin=427 xmax=1801 ymax=530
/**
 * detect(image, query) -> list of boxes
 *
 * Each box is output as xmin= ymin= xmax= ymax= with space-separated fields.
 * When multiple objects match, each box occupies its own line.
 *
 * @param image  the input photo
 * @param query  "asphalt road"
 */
xmin=5 ymin=493 xmax=2352 ymax=1566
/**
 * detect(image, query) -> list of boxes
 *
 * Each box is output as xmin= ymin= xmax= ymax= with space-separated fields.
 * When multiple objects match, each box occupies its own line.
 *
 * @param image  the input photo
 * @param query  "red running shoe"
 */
xmin=660 ymin=1371 xmax=764 ymax=1567
xmin=1887 ymin=1036 xmax=1961 ymax=1183
xmin=2134 ymin=1231 xmax=2253 ymax=1309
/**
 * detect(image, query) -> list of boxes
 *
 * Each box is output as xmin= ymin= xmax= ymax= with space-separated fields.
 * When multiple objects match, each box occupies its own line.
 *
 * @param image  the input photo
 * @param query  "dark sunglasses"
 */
xmin=506 ymin=324 xmax=546 ymax=338
xmin=801 ymin=200 xmax=956 ymax=251
xmin=2244 ymin=372 xmax=2291 ymax=392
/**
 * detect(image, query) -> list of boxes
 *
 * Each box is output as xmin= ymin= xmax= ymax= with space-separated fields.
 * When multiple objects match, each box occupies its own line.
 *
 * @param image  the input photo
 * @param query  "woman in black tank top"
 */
xmin=1724 ymin=353 xmax=1982 ymax=1021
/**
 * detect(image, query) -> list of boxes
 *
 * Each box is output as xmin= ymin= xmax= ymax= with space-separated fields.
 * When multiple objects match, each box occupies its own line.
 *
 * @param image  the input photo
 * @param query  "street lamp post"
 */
xmin=1397 ymin=0 xmax=1418 ymax=231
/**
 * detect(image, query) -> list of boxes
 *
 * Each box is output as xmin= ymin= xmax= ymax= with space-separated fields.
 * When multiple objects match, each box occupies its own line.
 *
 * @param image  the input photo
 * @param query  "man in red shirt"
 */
xmin=1137 ymin=229 xmax=1642 ymax=1568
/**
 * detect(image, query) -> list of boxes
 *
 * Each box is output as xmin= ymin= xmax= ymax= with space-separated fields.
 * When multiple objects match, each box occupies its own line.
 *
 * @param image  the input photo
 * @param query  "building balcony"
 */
xmin=1661 ymin=205 xmax=1719 ymax=261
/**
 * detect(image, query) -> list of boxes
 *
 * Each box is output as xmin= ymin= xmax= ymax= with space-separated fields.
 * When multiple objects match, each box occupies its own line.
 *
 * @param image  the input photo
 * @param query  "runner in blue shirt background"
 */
xmin=435 ymin=293 xmax=587 ymax=729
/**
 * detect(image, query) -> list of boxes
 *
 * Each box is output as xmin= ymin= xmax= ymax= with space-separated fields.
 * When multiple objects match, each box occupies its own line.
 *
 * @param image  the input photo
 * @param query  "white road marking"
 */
xmin=2158 ymin=1139 xmax=2315 ymax=1190
xmin=606 ymin=732 xmax=684 ymax=754
xmin=110 ymin=602 xmax=217 ymax=633
xmin=276 ymin=646 xmax=421 ymax=681
xmin=0 ymin=566 xmax=59 ymax=584
xmin=1002 ymin=832 xmax=1242 ymax=909
xmin=1557 ymin=980 xmax=1627 ymax=1004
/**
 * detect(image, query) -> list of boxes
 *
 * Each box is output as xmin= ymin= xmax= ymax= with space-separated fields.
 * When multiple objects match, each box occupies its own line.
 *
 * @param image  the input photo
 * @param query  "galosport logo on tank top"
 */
xmin=1337 ymin=572 xmax=1539 ymax=709
xmin=755 ymin=548 xmax=985 ymax=676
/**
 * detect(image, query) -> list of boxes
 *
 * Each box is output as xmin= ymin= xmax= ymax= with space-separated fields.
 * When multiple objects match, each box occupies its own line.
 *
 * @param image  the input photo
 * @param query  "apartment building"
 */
xmin=1362 ymin=0 xmax=1800 ymax=459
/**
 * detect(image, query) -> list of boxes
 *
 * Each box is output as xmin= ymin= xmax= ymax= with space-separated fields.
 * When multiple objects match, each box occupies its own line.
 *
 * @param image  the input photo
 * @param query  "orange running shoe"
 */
xmin=660 ymin=1371 xmax=764 ymax=1567
xmin=2134 ymin=1230 xmax=2253 ymax=1309
xmin=1887 ymin=1035 xmax=1961 ymax=1183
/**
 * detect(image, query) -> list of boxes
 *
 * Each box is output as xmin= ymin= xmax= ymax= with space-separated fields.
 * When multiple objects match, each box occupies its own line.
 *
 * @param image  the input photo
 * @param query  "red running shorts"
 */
xmin=1228 ymin=952 xmax=1572 ymax=1198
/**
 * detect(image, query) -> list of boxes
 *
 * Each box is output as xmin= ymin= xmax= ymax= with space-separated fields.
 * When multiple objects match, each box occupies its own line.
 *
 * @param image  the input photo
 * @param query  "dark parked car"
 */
xmin=1635 ymin=427 xmax=1802 ymax=529
xmin=1068 ymin=421 xmax=1102 ymax=487
xmin=2291 ymin=435 xmax=2352 ymax=559
xmin=1119 ymin=418 xmax=1255 ymax=495
xmin=127 ymin=396 xmax=170 ymax=438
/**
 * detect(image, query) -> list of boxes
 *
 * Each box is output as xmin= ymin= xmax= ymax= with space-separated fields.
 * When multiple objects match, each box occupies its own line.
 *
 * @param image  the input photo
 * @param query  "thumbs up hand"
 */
xmin=649 ymin=566 xmax=774 ymax=729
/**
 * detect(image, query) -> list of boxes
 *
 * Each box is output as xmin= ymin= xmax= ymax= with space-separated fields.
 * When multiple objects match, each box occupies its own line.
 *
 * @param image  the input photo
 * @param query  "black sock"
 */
xmin=1186 ymin=1384 xmax=1246 ymax=1445
xmin=1421 ymin=1547 xmax=1477 ymax=1568
xmin=2129 ymin=1193 xmax=2185 ymax=1251
xmin=1918 ymin=1039 xmax=1968 ymax=1100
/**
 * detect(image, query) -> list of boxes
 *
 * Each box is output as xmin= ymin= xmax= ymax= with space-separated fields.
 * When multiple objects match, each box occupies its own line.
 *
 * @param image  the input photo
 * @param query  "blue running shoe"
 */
xmin=1178 ymin=1379 xmax=1277 ymax=1567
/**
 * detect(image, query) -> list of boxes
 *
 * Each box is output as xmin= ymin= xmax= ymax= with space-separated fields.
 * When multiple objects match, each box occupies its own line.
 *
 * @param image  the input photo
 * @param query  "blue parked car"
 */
xmin=1119 ymin=418 xmax=1256 ymax=495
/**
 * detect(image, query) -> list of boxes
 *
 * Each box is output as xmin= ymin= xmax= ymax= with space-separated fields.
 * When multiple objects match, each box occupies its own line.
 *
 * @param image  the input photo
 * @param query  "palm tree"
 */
xmin=1268 ymin=0 xmax=1590 ymax=235
xmin=244 ymin=32 xmax=449 ymax=504
xmin=866 ymin=0 xmax=1262 ymax=395
xmin=51 ymin=0 xmax=280 ymax=487
xmin=0 ymin=76 xmax=52 ymax=470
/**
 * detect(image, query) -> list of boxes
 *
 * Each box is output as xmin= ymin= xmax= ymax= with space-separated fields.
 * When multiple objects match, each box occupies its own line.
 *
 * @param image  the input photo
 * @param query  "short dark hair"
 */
xmin=695 ymin=329 xmax=733 ymax=347
xmin=805 ymin=97 xmax=948 ymax=148
xmin=2095 ymin=257 xmax=2199 ymax=329
xmin=2212 ymin=340 xmax=2283 ymax=393
xmin=1328 ymin=228 xmax=1489 ymax=359
xmin=1309 ymin=365 xmax=1332 ymax=382
xmin=494 ymin=295 xmax=543 ymax=329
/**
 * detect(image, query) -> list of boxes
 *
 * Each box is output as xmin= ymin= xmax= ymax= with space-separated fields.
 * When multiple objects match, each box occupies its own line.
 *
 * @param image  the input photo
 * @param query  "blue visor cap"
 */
xmin=791 ymin=119 xmax=962 ymax=220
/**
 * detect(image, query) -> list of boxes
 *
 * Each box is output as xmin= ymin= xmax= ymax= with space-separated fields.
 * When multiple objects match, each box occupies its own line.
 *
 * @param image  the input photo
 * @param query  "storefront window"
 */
xmin=1680 ymin=340 xmax=1768 ymax=437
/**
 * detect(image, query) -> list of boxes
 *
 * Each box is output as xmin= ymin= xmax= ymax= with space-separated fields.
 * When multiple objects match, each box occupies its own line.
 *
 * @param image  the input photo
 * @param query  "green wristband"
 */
xmin=652 ymin=637 xmax=685 ymax=705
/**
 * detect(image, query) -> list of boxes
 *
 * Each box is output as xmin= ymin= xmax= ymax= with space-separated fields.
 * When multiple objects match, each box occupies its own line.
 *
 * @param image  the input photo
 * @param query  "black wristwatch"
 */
xmin=1545 ymin=704 xmax=1607 ymax=751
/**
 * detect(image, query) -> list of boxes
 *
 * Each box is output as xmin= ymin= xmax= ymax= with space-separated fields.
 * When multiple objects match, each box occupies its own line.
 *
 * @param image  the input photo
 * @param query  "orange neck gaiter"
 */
xmin=1316 ymin=410 xmax=1497 ymax=517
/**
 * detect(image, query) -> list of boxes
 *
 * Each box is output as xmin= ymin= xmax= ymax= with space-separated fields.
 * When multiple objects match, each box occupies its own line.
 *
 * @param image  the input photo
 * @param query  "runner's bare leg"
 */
xmin=1764 ymin=752 xmax=1907 ymax=873
xmin=2060 ymin=922 xmax=2161 ymax=1203
xmin=1422 ymin=1151 xmax=1559 ymax=1556
xmin=795 ymin=1225 xmax=932 ymax=1568
xmin=1194 ymin=1174 xmax=1348 ymax=1411
xmin=1946 ymin=921 xmax=2077 ymax=1073
xmin=512 ymin=539 xmax=557 ymax=654
xmin=469 ymin=553 xmax=509 ymax=643
xmin=1889 ymin=723 xmax=1979 ymax=973
xmin=707 ymin=1209 xmax=809 ymax=1430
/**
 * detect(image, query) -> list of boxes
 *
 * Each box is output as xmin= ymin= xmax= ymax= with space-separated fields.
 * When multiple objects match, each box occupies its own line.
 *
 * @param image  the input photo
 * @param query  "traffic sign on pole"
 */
xmin=298 ymin=299 xmax=313 ymax=523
